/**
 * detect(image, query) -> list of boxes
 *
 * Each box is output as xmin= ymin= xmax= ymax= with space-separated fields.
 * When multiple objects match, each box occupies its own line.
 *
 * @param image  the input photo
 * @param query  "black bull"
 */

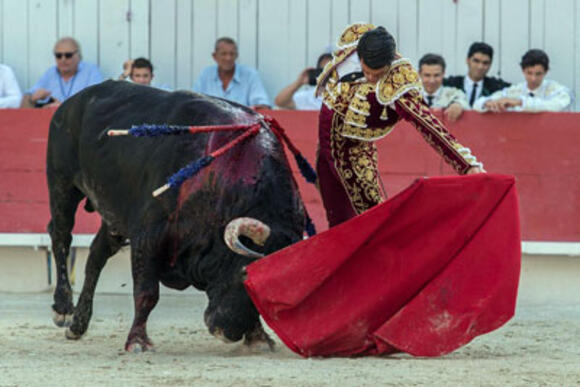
xmin=47 ymin=80 xmax=306 ymax=351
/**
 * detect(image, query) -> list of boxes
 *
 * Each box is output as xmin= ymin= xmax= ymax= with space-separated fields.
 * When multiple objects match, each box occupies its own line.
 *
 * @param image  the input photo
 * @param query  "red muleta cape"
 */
xmin=244 ymin=174 xmax=521 ymax=357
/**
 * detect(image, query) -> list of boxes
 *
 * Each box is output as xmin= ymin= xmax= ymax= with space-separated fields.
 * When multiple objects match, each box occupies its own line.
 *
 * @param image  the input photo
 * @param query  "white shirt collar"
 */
xmin=423 ymin=86 xmax=442 ymax=98
xmin=526 ymin=79 xmax=546 ymax=95
xmin=464 ymin=75 xmax=483 ymax=89
xmin=337 ymin=52 xmax=362 ymax=79
xmin=423 ymin=86 xmax=443 ymax=106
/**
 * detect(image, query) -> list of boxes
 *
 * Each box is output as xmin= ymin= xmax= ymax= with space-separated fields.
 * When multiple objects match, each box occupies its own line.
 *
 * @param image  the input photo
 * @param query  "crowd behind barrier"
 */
xmin=0 ymin=109 xmax=578 ymax=243
xmin=0 ymin=35 xmax=575 ymax=114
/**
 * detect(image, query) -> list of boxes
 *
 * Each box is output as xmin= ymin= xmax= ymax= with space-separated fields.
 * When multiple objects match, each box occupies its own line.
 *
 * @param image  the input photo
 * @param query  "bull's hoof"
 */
xmin=52 ymin=307 xmax=74 ymax=327
xmin=211 ymin=328 xmax=235 ymax=344
xmin=244 ymin=328 xmax=276 ymax=352
xmin=65 ymin=327 xmax=82 ymax=340
xmin=125 ymin=338 xmax=155 ymax=353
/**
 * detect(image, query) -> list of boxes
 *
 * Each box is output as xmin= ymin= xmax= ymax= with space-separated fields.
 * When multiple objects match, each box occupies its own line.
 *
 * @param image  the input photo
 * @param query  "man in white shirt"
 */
xmin=474 ymin=49 xmax=573 ymax=112
xmin=274 ymin=53 xmax=332 ymax=110
xmin=0 ymin=63 xmax=22 ymax=108
xmin=418 ymin=54 xmax=469 ymax=122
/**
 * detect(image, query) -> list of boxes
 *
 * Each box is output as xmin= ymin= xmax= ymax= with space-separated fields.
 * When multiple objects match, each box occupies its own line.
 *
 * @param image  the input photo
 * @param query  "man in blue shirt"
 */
xmin=21 ymin=37 xmax=103 ymax=108
xmin=193 ymin=37 xmax=270 ymax=109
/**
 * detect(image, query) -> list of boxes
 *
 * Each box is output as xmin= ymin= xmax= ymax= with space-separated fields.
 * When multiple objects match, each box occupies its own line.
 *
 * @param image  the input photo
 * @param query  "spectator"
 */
xmin=0 ymin=63 xmax=22 ymax=108
xmin=419 ymin=54 xmax=469 ymax=122
xmin=119 ymin=58 xmax=154 ymax=86
xmin=474 ymin=49 xmax=573 ymax=112
xmin=444 ymin=42 xmax=510 ymax=106
xmin=274 ymin=53 xmax=332 ymax=110
xmin=193 ymin=37 xmax=270 ymax=109
xmin=20 ymin=37 xmax=103 ymax=108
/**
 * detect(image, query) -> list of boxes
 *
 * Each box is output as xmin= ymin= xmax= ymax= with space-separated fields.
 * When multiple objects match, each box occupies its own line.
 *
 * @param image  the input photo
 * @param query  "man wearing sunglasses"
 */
xmin=21 ymin=37 xmax=103 ymax=108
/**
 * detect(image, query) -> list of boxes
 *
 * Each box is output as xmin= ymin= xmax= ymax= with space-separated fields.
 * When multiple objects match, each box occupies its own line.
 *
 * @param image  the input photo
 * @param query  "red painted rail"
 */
xmin=0 ymin=109 xmax=578 ymax=241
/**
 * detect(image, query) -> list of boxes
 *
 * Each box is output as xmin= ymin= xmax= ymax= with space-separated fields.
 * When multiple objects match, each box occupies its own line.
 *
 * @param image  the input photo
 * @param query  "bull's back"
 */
xmin=47 ymin=81 xmax=282 ymax=232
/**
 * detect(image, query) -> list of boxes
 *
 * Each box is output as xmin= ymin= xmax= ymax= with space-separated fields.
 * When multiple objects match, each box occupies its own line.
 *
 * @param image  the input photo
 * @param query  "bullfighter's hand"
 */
xmin=466 ymin=166 xmax=486 ymax=174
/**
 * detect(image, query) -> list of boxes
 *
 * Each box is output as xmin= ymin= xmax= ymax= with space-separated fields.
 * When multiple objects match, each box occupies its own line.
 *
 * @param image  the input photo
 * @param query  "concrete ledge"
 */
xmin=0 ymin=246 xmax=189 ymax=295
xmin=521 ymin=241 xmax=580 ymax=256
xmin=1 ymin=237 xmax=580 ymax=302
xmin=0 ymin=233 xmax=94 ymax=248
xmin=2 ymin=233 xmax=579 ymax=256
xmin=1 ymin=245 xmax=579 ymax=304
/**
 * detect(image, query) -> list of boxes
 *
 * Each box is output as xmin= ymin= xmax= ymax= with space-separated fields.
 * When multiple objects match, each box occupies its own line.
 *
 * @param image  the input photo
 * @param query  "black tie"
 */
xmin=529 ymin=92 xmax=535 ymax=97
xmin=469 ymin=83 xmax=478 ymax=106
xmin=426 ymin=95 xmax=434 ymax=107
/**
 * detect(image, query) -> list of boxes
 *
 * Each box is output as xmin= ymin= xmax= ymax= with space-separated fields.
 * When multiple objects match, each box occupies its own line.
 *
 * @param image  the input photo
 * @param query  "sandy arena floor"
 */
xmin=0 ymin=290 xmax=578 ymax=386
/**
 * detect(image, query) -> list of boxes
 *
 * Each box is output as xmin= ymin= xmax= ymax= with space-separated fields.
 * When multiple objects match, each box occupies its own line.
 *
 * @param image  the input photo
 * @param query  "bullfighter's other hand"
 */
xmin=466 ymin=166 xmax=486 ymax=174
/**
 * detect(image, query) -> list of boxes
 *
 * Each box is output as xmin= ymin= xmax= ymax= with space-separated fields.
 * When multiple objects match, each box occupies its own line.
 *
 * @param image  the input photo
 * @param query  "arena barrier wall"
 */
xmin=0 ymin=109 xmax=578 ymax=247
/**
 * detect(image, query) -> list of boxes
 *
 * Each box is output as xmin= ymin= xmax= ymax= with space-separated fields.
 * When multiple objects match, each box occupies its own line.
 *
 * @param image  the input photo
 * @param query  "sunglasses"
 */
xmin=54 ymin=51 xmax=76 ymax=59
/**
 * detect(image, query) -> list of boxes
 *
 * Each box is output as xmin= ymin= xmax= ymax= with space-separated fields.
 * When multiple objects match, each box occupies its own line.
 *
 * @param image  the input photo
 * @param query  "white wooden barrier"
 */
xmin=0 ymin=0 xmax=578 ymax=109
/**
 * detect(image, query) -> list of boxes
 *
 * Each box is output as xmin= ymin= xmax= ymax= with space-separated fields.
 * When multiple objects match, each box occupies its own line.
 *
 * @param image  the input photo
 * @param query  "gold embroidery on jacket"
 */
xmin=316 ymin=23 xmax=376 ymax=97
xmin=343 ymin=83 xmax=373 ymax=130
xmin=376 ymin=59 xmax=423 ymax=106
xmin=342 ymin=125 xmax=395 ymax=141
xmin=330 ymin=113 xmax=384 ymax=214
xmin=337 ymin=23 xmax=376 ymax=48
xmin=396 ymin=90 xmax=479 ymax=174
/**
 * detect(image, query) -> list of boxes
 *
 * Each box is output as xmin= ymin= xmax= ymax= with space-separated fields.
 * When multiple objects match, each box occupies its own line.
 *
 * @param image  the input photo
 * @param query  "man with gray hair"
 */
xmin=193 ymin=37 xmax=270 ymax=109
xmin=21 ymin=37 xmax=103 ymax=108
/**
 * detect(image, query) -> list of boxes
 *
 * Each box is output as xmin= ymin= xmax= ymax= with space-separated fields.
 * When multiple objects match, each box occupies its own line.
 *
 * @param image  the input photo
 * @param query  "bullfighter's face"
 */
xmin=360 ymin=59 xmax=389 ymax=84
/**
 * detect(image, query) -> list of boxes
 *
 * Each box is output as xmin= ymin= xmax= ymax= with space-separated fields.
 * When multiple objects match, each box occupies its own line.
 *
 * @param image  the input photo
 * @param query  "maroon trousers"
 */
xmin=316 ymin=106 xmax=358 ymax=227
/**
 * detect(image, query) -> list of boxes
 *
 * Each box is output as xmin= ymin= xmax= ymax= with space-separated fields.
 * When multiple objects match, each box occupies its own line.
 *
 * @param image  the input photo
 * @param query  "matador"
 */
xmin=316 ymin=24 xmax=484 ymax=227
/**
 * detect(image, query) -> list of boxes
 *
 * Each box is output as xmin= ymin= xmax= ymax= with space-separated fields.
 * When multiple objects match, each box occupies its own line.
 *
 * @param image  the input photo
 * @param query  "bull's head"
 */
xmin=204 ymin=217 xmax=271 ymax=343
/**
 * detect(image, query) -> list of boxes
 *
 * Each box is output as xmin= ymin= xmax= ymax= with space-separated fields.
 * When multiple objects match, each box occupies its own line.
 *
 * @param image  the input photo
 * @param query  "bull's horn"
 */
xmin=224 ymin=217 xmax=271 ymax=258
